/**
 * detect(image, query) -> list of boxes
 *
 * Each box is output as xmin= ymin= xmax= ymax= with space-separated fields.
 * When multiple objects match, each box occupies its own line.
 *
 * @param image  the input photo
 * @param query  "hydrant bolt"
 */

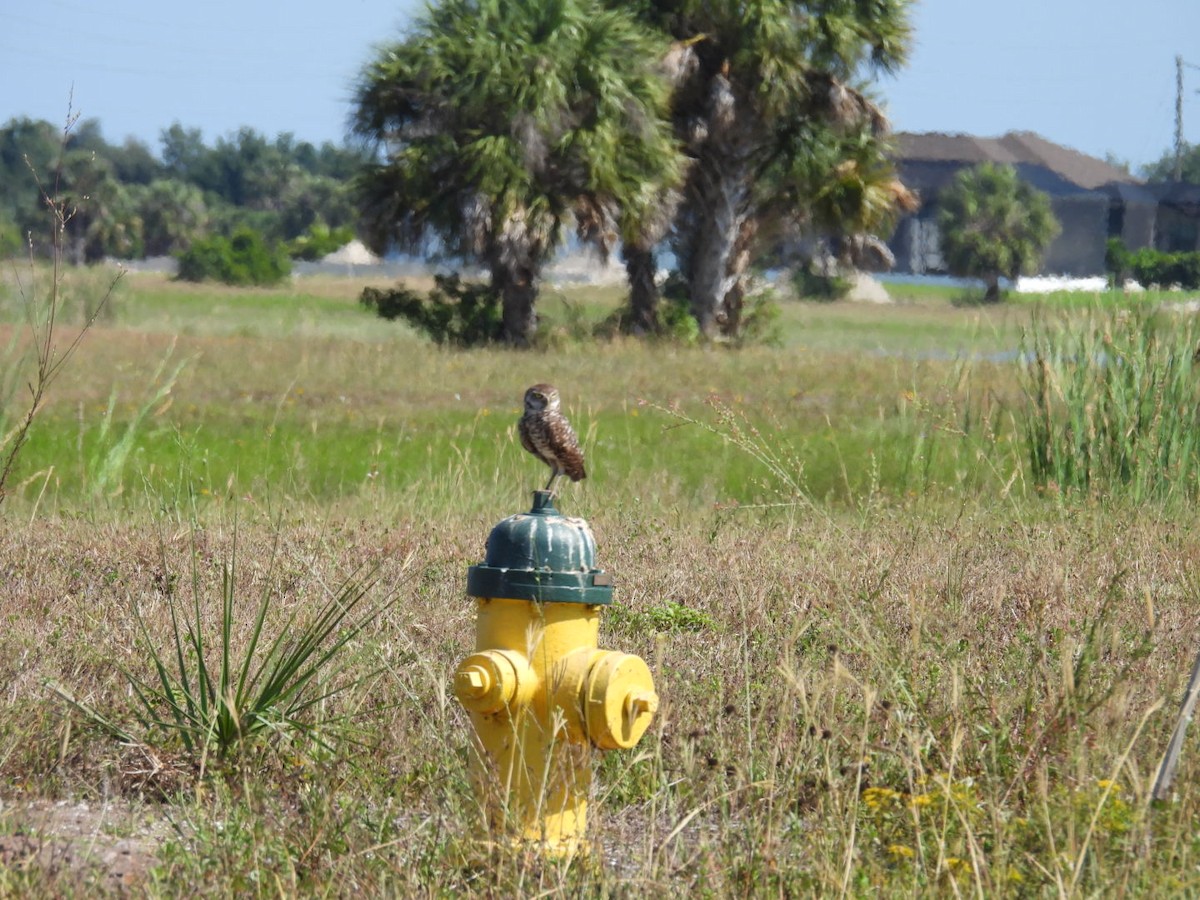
xmin=457 ymin=666 xmax=489 ymax=696
xmin=625 ymin=690 xmax=659 ymax=719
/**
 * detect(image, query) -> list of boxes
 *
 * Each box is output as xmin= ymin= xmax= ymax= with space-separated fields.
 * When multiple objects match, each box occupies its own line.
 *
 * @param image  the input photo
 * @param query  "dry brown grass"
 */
xmin=2 ymin=498 xmax=1199 ymax=895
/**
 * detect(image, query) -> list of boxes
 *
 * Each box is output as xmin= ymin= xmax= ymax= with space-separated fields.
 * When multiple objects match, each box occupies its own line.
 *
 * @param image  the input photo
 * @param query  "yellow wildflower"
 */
xmin=862 ymin=787 xmax=902 ymax=810
xmin=943 ymin=857 xmax=972 ymax=875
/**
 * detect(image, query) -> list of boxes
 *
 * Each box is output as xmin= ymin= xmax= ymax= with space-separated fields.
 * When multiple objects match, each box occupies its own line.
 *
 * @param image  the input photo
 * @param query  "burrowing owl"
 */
xmin=519 ymin=383 xmax=586 ymax=493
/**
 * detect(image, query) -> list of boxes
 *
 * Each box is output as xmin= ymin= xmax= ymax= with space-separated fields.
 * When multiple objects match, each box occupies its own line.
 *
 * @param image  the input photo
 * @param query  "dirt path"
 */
xmin=0 ymin=798 xmax=171 ymax=894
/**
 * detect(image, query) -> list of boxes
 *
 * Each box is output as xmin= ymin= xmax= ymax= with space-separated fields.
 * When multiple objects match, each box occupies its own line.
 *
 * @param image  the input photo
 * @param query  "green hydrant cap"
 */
xmin=466 ymin=491 xmax=614 ymax=605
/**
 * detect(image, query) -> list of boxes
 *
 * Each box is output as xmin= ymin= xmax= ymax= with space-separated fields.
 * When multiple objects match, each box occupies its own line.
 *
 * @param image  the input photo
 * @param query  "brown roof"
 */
xmin=894 ymin=131 xmax=1140 ymax=190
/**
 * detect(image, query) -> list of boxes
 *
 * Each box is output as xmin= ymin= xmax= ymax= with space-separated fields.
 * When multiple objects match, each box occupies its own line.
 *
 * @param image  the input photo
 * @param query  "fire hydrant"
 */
xmin=453 ymin=490 xmax=658 ymax=853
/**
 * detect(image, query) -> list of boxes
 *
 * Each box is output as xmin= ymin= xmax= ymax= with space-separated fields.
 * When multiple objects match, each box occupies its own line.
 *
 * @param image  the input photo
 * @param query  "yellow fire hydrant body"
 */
xmin=454 ymin=491 xmax=657 ymax=853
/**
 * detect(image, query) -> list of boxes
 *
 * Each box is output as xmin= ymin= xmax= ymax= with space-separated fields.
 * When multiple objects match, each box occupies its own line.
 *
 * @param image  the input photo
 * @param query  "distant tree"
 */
xmin=109 ymin=137 xmax=162 ymax=185
xmin=0 ymin=116 xmax=59 ymax=175
xmin=88 ymin=185 xmax=144 ymax=261
xmin=0 ymin=116 xmax=363 ymax=263
xmin=0 ymin=212 xmax=22 ymax=258
xmin=1103 ymin=152 xmax=1132 ymax=177
xmin=615 ymin=0 xmax=913 ymax=338
xmin=138 ymin=179 xmax=209 ymax=256
xmin=313 ymin=141 xmax=370 ymax=180
xmin=211 ymin=205 xmax=284 ymax=243
xmin=1142 ymin=144 xmax=1200 ymax=183
xmin=161 ymin=123 xmax=214 ymax=186
xmin=352 ymin=0 xmax=684 ymax=346
xmin=55 ymin=150 xmax=132 ymax=264
xmin=278 ymin=173 xmax=356 ymax=240
xmin=203 ymin=128 xmax=293 ymax=209
xmin=0 ymin=117 xmax=61 ymax=246
xmin=937 ymin=163 xmax=1059 ymax=303
xmin=63 ymin=118 xmax=112 ymax=164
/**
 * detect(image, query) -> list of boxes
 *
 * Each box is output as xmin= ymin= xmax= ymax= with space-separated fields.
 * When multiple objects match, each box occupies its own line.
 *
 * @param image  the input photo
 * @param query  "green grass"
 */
xmin=3 ymin=268 xmax=1200 ymax=896
xmin=0 ymin=268 xmax=1035 ymax=512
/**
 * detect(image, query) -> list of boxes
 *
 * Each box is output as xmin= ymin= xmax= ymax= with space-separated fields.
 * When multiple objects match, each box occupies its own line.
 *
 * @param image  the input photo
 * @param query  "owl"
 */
xmin=518 ymin=383 xmax=586 ymax=493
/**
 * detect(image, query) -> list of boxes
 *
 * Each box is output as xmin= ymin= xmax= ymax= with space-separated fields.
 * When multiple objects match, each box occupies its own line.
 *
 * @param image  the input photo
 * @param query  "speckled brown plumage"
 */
xmin=518 ymin=383 xmax=586 ymax=492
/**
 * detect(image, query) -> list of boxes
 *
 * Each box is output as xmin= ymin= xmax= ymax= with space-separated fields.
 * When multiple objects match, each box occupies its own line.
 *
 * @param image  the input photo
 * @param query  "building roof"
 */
xmin=894 ymin=131 xmax=1140 ymax=191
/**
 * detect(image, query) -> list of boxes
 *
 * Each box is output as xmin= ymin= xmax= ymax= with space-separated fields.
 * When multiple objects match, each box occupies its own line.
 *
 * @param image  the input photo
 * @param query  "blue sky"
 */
xmin=2 ymin=0 xmax=1198 ymax=171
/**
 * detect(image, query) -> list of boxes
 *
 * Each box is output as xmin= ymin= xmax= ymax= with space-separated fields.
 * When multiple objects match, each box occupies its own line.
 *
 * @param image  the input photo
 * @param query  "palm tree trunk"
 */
xmin=493 ymin=263 xmax=539 ymax=347
xmin=622 ymin=244 xmax=660 ymax=334
xmin=719 ymin=218 xmax=758 ymax=337
xmin=984 ymin=274 xmax=1002 ymax=304
xmin=679 ymin=157 xmax=750 ymax=339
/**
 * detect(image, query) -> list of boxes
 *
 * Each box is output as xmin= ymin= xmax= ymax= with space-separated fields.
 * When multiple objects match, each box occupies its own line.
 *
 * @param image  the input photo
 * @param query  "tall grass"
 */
xmin=0 ymin=128 xmax=121 ymax=503
xmin=1020 ymin=304 xmax=1200 ymax=501
xmin=9 ymin=275 xmax=1200 ymax=894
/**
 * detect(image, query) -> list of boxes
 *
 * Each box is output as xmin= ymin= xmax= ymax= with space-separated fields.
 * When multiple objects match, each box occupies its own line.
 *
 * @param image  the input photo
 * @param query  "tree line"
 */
xmin=17 ymin=2 xmax=1187 ymax=342
xmin=352 ymin=0 xmax=916 ymax=345
xmin=0 ymin=116 xmax=368 ymax=265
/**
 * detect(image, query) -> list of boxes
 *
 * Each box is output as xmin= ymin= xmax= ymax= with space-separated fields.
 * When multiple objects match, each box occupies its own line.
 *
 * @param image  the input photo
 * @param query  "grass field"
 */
xmin=2 ymin=266 xmax=1200 ymax=896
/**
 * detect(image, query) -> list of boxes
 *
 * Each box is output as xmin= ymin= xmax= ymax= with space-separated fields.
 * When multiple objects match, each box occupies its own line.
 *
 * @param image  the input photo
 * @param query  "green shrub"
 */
xmin=790 ymin=264 xmax=851 ymax=301
xmin=1124 ymin=245 xmax=1200 ymax=290
xmin=736 ymin=284 xmax=784 ymax=347
xmin=176 ymin=227 xmax=290 ymax=286
xmin=360 ymin=273 xmax=502 ymax=347
xmin=1104 ymin=238 xmax=1131 ymax=287
xmin=593 ymin=275 xmax=701 ymax=344
xmin=288 ymin=221 xmax=356 ymax=261
xmin=54 ymin=535 xmax=392 ymax=763
xmin=658 ymin=292 xmax=702 ymax=343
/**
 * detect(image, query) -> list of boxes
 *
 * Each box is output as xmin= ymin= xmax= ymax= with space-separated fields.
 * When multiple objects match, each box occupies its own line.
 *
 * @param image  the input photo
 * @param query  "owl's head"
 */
xmin=524 ymin=383 xmax=560 ymax=412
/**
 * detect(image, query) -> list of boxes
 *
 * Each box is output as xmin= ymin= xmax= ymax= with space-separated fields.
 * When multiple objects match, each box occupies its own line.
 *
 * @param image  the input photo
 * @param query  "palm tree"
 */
xmin=761 ymin=121 xmax=918 ymax=280
xmin=138 ymin=178 xmax=209 ymax=256
xmin=618 ymin=0 xmax=912 ymax=338
xmin=352 ymin=0 xmax=685 ymax=346
xmin=937 ymin=163 xmax=1060 ymax=303
xmin=55 ymin=150 xmax=125 ymax=265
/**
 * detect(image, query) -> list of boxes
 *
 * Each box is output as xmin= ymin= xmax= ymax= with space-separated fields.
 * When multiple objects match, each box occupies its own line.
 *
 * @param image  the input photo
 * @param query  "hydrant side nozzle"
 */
xmin=584 ymin=652 xmax=658 ymax=751
xmin=454 ymin=649 xmax=536 ymax=715
xmin=549 ymin=648 xmax=607 ymax=742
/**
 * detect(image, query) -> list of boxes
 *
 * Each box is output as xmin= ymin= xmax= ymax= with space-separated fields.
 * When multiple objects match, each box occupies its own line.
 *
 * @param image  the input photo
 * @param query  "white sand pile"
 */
xmin=321 ymin=240 xmax=380 ymax=265
xmin=1014 ymin=275 xmax=1111 ymax=293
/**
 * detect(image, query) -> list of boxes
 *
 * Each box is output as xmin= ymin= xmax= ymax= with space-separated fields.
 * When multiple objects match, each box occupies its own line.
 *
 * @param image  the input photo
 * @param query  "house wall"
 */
xmin=887 ymin=199 xmax=1110 ymax=277
xmin=893 ymin=216 xmax=944 ymax=274
xmin=1119 ymin=201 xmax=1156 ymax=250
xmin=886 ymin=153 xmax=1161 ymax=277
xmin=1154 ymin=206 xmax=1200 ymax=252
xmin=1043 ymin=196 xmax=1108 ymax=275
